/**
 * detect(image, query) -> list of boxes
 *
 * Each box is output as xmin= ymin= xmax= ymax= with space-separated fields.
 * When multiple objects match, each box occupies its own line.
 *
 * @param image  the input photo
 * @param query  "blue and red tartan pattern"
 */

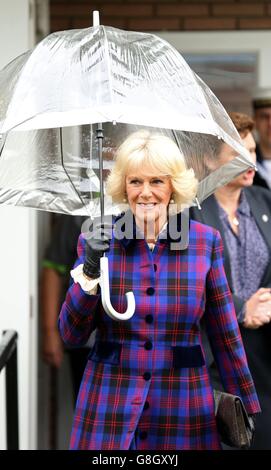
xmin=59 ymin=219 xmax=261 ymax=450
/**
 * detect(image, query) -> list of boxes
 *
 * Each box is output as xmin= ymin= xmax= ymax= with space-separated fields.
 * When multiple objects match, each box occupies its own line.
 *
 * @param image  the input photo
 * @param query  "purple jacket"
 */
xmin=59 ymin=217 xmax=260 ymax=450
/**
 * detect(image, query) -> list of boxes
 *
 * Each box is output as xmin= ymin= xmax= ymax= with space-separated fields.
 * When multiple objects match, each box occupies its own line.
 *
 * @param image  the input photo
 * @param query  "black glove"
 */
xmin=83 ymin=219 xmax=112 ymax=279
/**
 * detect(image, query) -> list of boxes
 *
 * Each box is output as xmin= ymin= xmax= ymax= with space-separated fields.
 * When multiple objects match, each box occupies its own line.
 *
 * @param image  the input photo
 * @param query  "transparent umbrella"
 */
xmin=0 ymin=13 xmax=255 ymax=320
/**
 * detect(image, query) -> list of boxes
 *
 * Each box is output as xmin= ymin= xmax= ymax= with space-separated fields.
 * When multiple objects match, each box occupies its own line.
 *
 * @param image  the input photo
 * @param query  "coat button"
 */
xmin=262 ymin=214 xmax=269 ymax=222
xmin=145 ymin=314 xmax=153 ymax=324
xmin=143 ymin=372 xmax=151 ymax=381
xmin=143 ymin=401 xmax=150 ymax=411
xmin=139 ymin=431 xmax=148 ymax=440
xmin=144 ymin=340 xmax=153 ymax=350
xmin=146 ymin=287 xmax=155 ymax=295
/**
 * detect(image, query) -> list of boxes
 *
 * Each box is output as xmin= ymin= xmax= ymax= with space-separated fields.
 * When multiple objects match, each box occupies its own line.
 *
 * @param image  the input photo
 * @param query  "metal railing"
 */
xmin=0 ymin=330 xmax=19 ymax=450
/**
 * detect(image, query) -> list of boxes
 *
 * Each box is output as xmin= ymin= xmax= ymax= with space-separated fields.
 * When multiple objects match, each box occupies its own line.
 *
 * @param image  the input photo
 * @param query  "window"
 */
xmin=184 ymin=53 xmax=257 ymax=114
xmin=158 ymin=31 xmax=271 ymax=115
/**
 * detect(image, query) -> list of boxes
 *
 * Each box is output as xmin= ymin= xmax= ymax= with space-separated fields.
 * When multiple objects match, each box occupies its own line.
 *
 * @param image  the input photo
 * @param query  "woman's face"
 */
xmin=125 ymin=166 xmax=173 ymax=224
xmin=224 ymin=131 xmax=256 ymax=190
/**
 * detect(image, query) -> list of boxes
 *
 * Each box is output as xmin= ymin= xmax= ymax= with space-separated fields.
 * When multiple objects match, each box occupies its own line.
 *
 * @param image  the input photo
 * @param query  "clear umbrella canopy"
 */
xmin=0 ymin=25 xmax=254 ymax=216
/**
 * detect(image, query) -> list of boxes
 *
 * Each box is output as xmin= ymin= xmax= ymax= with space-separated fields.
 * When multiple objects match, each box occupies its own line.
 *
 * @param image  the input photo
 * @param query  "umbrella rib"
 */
xmin=101 ymin=26 xmax=114 ymax=109
xmin=59 ymin=128 xmax=88 ymax=213
xmin=0 ymin=133 xmax=7 ymax=159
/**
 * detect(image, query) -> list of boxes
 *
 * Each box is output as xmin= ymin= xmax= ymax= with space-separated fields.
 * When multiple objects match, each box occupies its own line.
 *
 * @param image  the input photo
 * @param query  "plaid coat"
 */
xmin=59 ymin=215 xmax=260 ymax=450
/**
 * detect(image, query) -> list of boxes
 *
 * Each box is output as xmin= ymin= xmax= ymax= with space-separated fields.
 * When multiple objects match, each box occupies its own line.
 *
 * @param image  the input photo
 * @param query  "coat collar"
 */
xmin=113 ymin=210 xmax=187 ymax=250
xmin=244 ymin=187 xmax=271 ymax=253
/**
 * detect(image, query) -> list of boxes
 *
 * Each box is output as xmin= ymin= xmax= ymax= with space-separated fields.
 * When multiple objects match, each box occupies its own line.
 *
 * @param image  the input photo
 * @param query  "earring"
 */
xmin=170 ymin=196 xmax=174 ymax=203
xmin=123 ymin=196 xmax=127 ymax=203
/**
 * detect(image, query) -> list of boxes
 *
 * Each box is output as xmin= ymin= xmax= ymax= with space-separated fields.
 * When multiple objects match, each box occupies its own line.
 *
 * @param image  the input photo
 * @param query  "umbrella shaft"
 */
xmin=97 ymin=123 xmax=104 ymax=223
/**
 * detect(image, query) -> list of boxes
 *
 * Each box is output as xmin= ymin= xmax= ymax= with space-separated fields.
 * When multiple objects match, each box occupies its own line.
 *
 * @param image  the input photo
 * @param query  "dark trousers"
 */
xmin=66 ymin=348 xmax=90 ymax=405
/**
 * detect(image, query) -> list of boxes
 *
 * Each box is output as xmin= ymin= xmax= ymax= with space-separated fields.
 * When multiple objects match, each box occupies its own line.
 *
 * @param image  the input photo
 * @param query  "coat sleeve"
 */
xmin=58 ymin=234 xmax=100 ymax=347
xmin=204 ymin=230 xmax=261 ymax=415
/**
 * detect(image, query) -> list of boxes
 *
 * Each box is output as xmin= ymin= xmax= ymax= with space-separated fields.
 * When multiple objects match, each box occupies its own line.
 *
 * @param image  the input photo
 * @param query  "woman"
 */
xmin=191 ymin=112 xmax=271 ymax=449
xmin=59 ymin=130 xmax=260 ymax=450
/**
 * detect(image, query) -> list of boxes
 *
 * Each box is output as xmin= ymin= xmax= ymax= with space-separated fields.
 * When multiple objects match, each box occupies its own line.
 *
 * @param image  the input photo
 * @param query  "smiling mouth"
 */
xmin=137 ymin=203 xmax=158 ymax=208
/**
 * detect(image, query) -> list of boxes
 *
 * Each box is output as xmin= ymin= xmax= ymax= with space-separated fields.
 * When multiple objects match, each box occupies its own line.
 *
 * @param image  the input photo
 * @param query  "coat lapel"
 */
xmin=244 ymin=188 xmax=271 ymax=286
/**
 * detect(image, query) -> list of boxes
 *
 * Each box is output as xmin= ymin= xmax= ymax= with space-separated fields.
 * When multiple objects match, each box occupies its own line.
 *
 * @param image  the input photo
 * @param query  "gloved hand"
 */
xmin=83 ymin=218 xmax=112 ymax=279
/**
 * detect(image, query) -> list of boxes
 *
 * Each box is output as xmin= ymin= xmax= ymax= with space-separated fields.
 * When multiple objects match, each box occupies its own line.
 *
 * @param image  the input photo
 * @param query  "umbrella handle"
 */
xmin=100 ymin=257 xmax=136 ymax=321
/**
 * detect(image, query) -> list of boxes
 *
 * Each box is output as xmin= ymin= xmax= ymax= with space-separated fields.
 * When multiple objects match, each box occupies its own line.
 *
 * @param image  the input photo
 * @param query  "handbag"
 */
xmin=213 ymin=389 xmax=255 ymax=449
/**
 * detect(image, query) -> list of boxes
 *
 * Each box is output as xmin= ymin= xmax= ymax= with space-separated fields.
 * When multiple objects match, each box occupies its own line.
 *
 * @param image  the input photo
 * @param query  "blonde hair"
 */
xmin=106 ymin=130 xmax=198 ymax=212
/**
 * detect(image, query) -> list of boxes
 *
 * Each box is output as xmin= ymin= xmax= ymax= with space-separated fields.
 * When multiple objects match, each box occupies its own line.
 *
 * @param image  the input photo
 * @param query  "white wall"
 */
xmin=0 ymin=0 xmax=38 ymax=450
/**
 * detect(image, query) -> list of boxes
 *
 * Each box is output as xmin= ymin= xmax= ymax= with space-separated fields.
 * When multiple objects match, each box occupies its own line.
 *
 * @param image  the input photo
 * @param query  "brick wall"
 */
xmin=50 ymin=0 xmax=271 ymax=33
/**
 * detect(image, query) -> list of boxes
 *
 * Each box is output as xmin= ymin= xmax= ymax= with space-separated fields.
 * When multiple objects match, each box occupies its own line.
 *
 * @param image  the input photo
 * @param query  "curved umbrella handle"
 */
xmin=100 ymin=257 xmax=136 ymax=321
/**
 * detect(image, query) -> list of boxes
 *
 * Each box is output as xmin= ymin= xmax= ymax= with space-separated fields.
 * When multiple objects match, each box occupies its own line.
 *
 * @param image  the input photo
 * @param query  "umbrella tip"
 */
xmin=93 ymin=10 xmax=100 ymax=27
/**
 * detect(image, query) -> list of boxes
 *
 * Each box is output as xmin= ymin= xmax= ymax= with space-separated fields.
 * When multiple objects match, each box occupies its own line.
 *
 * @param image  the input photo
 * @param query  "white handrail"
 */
xmin=100 ymin=257 xmax=136 ymax=321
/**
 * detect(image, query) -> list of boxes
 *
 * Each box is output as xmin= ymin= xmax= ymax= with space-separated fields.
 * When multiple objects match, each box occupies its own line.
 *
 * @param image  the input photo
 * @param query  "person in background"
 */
xmin=41 ymin=215 xmax=93 ymax=403
xmin=252 ymin=87 xmax=271 ymax=189
xmin=191 ymin=112 xmax=271 ymax=449
xmin=59 ymin=130 xmax=260 ymax=450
